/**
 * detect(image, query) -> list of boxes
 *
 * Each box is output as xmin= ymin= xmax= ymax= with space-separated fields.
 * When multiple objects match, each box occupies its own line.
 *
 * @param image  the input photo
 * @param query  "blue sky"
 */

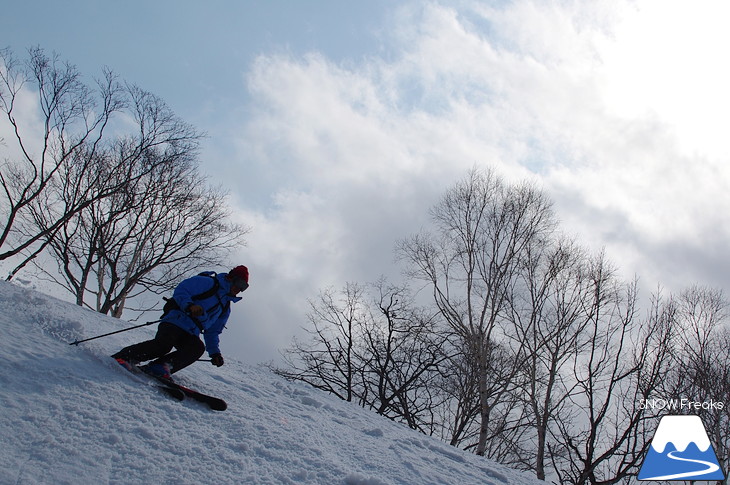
xmin=4 ymin=1 xmax=392 ymax=130
xmin=4 ymin=0 xmax=730 ymax=364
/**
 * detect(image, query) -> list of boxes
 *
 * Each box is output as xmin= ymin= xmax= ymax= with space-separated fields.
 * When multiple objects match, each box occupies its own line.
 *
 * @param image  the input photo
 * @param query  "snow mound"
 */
xmin=0 ymin=281 xmax=542 ymax=485
xmin=650 ymin=415 xmax=712 ymax=453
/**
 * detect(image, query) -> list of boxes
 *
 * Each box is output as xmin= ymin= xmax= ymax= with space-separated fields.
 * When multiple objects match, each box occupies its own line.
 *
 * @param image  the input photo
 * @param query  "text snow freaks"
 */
xmin=639 ymin=398 xmax=724 ymax=411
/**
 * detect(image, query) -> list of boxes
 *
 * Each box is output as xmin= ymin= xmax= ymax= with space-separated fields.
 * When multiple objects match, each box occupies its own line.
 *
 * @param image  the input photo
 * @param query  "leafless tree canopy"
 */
xmin=278 ymin=168 xmax=730 ymax=485
xmin=398 ymin=168 xmax=556 ymax=457
xmin=0 ymin=47 xmax=247 ymax=317
xmin=273 ymin=280 xmax=450 ymax=430
xmin=1 ymin=47 xmax=124 ymax=264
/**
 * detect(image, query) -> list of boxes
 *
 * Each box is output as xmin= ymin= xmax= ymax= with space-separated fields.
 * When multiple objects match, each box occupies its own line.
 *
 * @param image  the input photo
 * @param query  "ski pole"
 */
xmin=69 ymin=320 xmax=161 ymax=346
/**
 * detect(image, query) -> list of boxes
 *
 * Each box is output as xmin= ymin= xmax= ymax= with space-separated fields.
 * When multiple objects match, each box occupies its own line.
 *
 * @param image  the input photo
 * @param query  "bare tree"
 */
xmin=1 ymin=48 xmax=246 ymax=316
xmin=275 ymin=280 xmax=451 ymax=434
xmin=0 ymin=47 xmax=125 ymax=269
xmin=551 ymin=256 xmax=674 ymax=485
xmin=28 ymin=86 xmax=247 ymax=316
xmin=461 ymin=335 xmax=530 ymax=462
xmin=434 ymin=348 xmax=479 ymax=448
xmin=274 ymin=283 xmax=367 ymax=402
xmin=702 ymin=326 xmax=730 ymax=485
xmin=671 ymin=285 xmax=730 ymax=485
xmin=507 ymin=236 xmax=594 ymax=480
xmin=356 ymin=279 xmax=449 ymax=432
xmin=398 ymin=167 xmax=555 ymax=456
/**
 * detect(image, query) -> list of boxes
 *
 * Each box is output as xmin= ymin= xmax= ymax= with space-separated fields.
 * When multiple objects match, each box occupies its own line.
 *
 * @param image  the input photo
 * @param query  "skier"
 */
xmin=113 ymin=265 xmax=249 ymax=380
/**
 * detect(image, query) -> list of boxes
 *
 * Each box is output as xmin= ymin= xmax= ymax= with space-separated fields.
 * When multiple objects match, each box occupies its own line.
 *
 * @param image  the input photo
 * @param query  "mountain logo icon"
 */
xmin=638 ymin=415 xmax=725 ymax=481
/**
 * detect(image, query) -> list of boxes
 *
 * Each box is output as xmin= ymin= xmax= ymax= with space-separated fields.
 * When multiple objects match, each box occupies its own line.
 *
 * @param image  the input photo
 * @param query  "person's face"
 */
xmin=229 ymin=278 xmax=249 ymax=296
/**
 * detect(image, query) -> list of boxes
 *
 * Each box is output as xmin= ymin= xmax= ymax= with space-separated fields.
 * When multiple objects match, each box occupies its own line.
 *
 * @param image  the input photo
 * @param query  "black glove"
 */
xmin=187 ymin=304 xmax=204 ymax=317
xmin=211 ymin=353 xmax=224 ymax=367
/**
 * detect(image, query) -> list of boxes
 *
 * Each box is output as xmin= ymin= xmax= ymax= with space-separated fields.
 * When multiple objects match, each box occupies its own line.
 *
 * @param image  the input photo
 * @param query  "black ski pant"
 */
xmin=112 ymin=321 xmax=205 ymax=374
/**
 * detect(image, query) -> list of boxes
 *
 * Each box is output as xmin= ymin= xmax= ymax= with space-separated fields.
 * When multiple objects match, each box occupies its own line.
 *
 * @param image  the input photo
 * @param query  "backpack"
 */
xmin=161 ymin=272 xmax=220 ymax=323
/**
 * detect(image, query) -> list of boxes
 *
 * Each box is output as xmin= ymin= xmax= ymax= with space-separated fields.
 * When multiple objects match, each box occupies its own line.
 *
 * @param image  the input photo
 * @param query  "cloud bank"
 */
xmin=218 ymin=1 xmax=730 ymax=362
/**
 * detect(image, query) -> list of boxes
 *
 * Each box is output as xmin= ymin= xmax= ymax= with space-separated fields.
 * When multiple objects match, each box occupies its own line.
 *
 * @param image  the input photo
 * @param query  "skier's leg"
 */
xmin=112 ymin=322 xmax=175 ymax=363
xmin=148 ymin=323 xmax=205 ymax=373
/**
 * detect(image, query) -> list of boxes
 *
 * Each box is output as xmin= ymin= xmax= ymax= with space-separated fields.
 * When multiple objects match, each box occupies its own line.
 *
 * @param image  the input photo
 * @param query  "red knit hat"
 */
xmin=229 ymin=265 xmax=249 ymax=286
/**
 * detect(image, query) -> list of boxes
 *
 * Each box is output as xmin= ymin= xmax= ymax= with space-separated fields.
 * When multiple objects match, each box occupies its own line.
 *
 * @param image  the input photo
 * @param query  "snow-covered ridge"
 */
xmin=0 ymin=280 xmax=541 ymax=485
xmin=650 ymin=415 xmax=712 ymax=453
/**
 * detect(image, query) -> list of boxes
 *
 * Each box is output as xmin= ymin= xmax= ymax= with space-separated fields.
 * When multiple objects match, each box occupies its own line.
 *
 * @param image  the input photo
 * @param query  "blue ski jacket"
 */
xmin=162 ymin=272 xmax=242 ymax=357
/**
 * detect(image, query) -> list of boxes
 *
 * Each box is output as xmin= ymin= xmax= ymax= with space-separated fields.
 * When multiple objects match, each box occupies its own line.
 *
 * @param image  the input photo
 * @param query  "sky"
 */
xmin=3 ymin=0 xmax=730 ymax=364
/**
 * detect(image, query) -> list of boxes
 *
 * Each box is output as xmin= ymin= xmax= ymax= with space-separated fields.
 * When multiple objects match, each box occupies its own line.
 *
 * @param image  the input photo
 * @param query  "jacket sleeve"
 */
xmin=203 ymin=303 xmax=231 ymax=356
xmin=173 ymin=276 xmax=213 ymax=312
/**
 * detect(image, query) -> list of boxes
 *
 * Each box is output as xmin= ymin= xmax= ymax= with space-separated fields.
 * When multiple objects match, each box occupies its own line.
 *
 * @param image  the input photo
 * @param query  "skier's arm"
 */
xmin=203 ymin=305 xmax=231 ymax=357
xmin=173 ymin=276 xmax=212 ymax=314
xmin=204 ymin=330 xmax=221 ymax=357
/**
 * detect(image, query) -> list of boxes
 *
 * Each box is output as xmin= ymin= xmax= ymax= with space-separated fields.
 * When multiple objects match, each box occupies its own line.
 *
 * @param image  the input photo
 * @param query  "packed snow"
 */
xmin=0 ymin=280 xmax=543 ymax=485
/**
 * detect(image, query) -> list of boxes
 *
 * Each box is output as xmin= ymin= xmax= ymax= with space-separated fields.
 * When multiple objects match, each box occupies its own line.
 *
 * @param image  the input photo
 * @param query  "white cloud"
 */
xmin=224 ymin=0 xmax=730 ymax=363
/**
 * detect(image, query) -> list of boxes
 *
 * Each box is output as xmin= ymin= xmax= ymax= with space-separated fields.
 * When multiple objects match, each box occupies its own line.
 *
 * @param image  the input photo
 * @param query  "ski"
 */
xmin=138 ymin=366 xmax=228 ymax=412
xmin=114 ymin=358 xmax=186 ymax=401
xmin=162 ymin=379 xmax=227 ymax=411
xmin=157 ymin=384 xmax=187 ymax=401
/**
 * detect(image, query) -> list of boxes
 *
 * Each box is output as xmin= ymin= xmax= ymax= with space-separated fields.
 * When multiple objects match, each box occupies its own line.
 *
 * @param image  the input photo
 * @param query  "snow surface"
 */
xmin=0 ymin=280 xmax=543 ymax=485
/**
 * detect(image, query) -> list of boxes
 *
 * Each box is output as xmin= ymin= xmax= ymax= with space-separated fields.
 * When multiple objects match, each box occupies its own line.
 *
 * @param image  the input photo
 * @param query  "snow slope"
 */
xmin=0 ymin=281 xmax=542 ymax=485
